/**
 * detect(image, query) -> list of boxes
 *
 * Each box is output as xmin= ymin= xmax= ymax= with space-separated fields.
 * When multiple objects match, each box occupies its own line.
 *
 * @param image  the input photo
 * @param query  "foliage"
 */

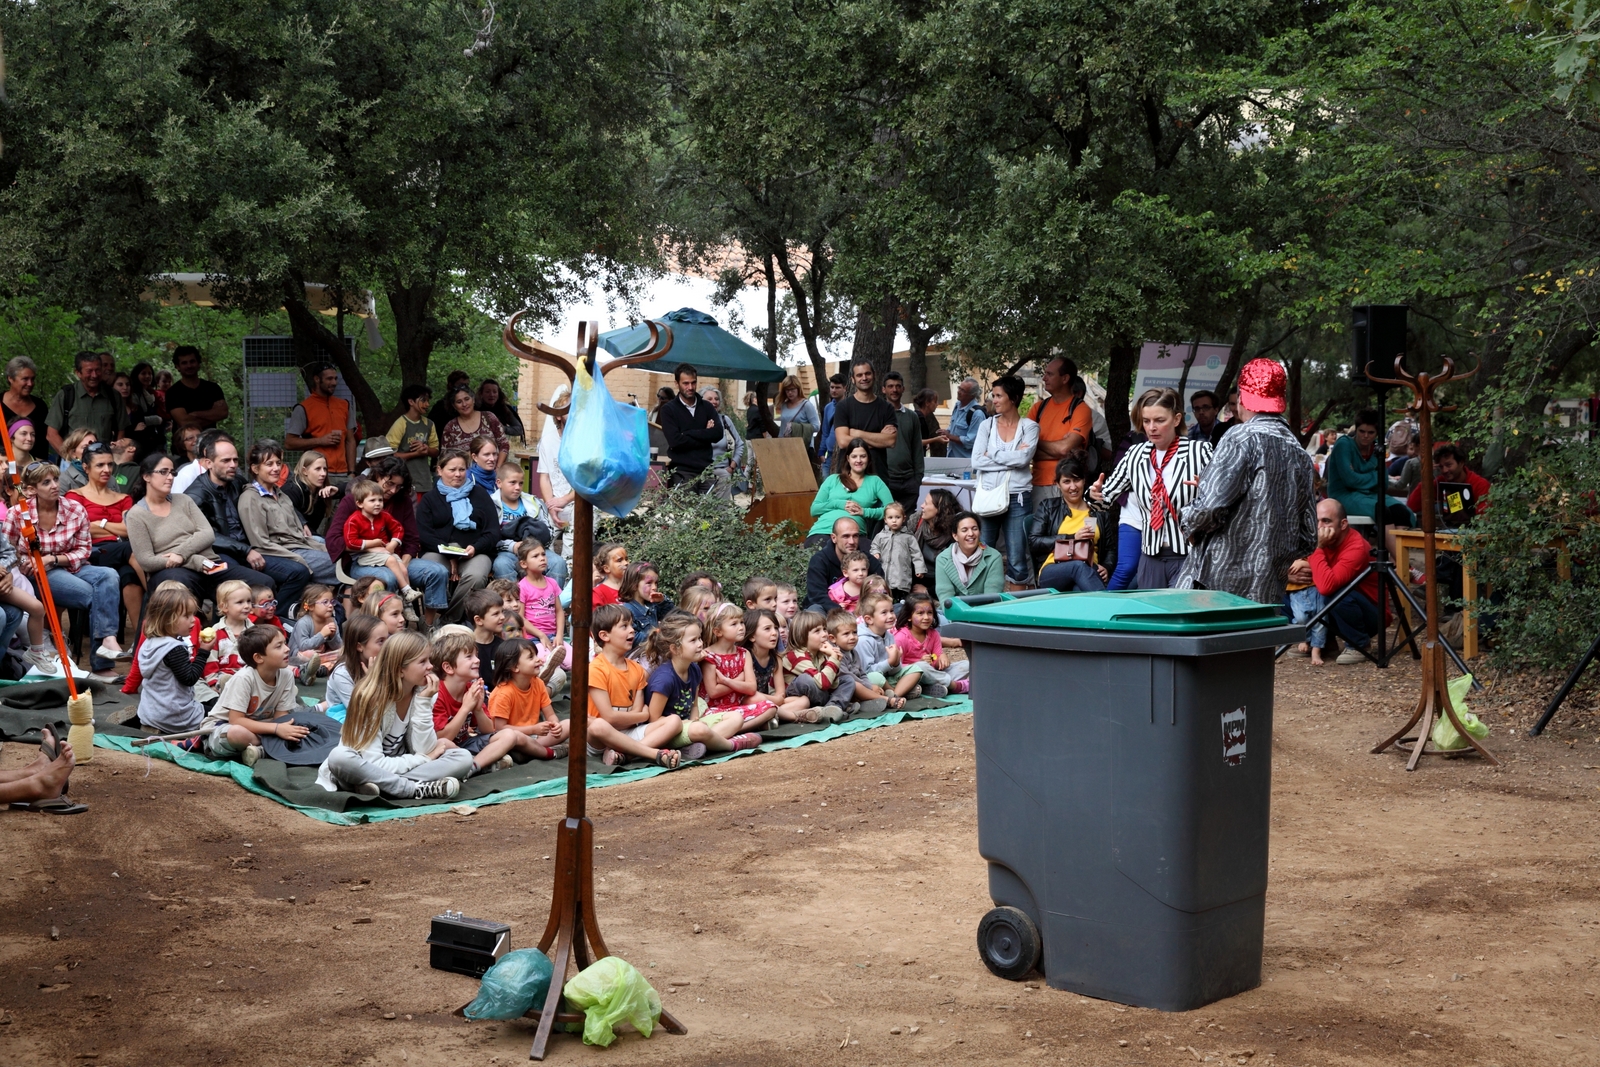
xmin=1512 ymin=0 xmax=1600 ymax=104
xmin=1458 ymin=439 xmax=1600 ymax=670
xmin=0 ymin=279 xmax=82 ymax=389
xmin=595 ymin=481 xmax=811 ymax=598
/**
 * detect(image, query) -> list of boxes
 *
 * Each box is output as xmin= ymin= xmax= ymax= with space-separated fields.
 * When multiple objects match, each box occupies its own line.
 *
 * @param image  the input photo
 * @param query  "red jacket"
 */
xmin=1407 ymin=469 xmax=1490 ymax=517
xmin=1310 ymin=525 xmax=1378 ymax=607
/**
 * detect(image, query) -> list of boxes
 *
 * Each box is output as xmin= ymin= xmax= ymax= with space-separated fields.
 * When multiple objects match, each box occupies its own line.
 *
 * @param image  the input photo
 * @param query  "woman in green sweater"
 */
xmin=935 ymin=511 xmax=1004 ymax=602
xmin=805 ymin=438 xmax=894 ymax=547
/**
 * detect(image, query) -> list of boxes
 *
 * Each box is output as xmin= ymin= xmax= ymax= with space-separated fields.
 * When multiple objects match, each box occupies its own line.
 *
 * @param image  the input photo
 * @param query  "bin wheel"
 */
xmin=977 ymin=906 xmax=1041 ymax=980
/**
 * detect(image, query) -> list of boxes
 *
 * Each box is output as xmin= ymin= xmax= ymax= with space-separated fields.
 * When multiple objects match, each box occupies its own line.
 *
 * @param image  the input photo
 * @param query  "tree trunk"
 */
xmin=773 ymin=245 xmax=831 ymax=391
xmin=387 ymin=283 xmax=442 ymax=393
xmin=901 ymin=302 xmax=937 ymax=394
xmin=1175 ymin=339 xmax=1200 ymax=400
xmin=1288 ymin=355 xmax=1304 ymax=442
xmin=282 ymin=285 xmax=386 ymax=432
xmin=755 ymin=252 xmax=780 ymax=435
xmin=1213 ymin=284 xmax=1263 ymax=399
xmin=851 ymin=295 xmax=898 ymax=388
xmin=1103 ymin=339 xmax=1140 ymax=445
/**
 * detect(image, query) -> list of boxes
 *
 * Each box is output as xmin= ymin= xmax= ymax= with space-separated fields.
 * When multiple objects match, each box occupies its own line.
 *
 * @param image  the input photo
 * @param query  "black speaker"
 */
xmin=1351 ymin=304 xmax=1407 ymax=387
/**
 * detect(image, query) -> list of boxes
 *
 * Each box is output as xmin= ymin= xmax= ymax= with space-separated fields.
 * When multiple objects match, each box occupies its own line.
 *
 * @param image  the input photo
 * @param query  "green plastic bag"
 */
xmin=1431 ymin=673 xmax=1489 ymax=751
xmin=562 ymin=956 xmax=661 ymax=1047
xmin=463 ymin=948 xmax=554 ymax=1021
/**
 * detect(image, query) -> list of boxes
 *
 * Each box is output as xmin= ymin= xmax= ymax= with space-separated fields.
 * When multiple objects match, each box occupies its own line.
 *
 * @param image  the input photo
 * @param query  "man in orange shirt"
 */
xmin=285 ymin=362 xmax=357 ymax=478
xmin=1029 ymin=355 xmax=1094 ymax=506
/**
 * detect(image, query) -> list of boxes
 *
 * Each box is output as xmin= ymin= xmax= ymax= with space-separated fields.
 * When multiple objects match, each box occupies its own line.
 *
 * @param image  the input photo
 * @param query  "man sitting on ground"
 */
xmin=804 ymin=517 xmax=885 ymax=613
xmin=1301 ymin=499 xmax=1382 ymax=666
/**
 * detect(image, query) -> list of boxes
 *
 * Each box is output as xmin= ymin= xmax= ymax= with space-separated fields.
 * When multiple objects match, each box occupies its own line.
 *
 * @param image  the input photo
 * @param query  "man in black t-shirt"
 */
xmin=831 ymin=359 xmax=898 ymax=479
xmin=166 ymin=346 xmax=229 ymax=454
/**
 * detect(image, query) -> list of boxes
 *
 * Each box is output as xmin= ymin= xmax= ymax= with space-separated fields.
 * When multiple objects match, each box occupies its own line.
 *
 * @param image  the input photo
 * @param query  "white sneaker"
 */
xmin=95 ymin=642 xmax=133 ymax=661
xmin=350 ymin=782 xmax=381 ymax=798
xmin=241 ymin=744 xmax=264 ymax=767
xmin=1335 ymin=646 xmax=1367 ymax=665
xmin=25 ymin=648 xmax=61 ymax=675
xmin=402 ymin=586 xmax=423 ymax=602
xmin=413 ymin=777 xmax=460 ymax=801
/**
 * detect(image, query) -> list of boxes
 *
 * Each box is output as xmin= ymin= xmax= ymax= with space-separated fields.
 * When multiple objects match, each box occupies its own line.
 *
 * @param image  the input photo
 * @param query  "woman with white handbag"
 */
xmin=969 ymin=375 xmax=1039 ymax=588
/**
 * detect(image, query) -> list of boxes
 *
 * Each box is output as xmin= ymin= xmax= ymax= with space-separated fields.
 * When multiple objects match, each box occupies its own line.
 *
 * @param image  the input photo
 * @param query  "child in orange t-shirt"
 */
xmin=585 ymin=604 xmax=685 ymax=769
xmin=487 ymin=638 xmax=566 ymax=754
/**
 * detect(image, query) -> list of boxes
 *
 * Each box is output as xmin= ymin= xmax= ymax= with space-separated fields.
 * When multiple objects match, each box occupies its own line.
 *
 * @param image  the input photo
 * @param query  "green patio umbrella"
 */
xmin=597 ymin=308 xmax=786 ymax=382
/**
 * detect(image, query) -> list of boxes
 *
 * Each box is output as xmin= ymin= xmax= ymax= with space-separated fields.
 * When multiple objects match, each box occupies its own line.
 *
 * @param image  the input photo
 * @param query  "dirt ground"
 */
xmin=2 ymin=654 xmax=1598 ymax=1067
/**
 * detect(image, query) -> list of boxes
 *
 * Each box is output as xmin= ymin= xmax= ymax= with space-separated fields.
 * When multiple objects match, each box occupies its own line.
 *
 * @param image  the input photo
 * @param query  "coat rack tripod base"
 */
xmin=504 ymin=317 xmax=687 ymax=1060
xmin=1364 ymin=354 xmax=1498 ymax=771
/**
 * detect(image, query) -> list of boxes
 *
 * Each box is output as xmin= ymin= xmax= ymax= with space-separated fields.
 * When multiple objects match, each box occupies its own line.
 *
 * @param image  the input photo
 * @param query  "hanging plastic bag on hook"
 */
xmin=557 ymin=360 xmax=650 ymax=518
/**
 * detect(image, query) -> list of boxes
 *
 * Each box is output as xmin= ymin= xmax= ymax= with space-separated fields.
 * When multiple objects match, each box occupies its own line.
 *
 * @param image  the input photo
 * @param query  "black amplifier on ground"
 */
xmin=426 ymin=910 xmax=511 ymax=977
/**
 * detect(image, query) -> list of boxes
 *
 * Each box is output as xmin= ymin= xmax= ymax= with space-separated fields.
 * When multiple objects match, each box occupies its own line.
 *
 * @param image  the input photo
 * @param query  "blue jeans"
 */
xmin=1039 ymin=560 xmax=1106 ymax=593
xmin=1329 ymin=590 xmax=1381 ymax=650
xmin=252 ymin=553 xmax=312 ymax=612
xmin=1284 ymin=586 xmax=1328 ymax=648
xmin=350 ymin=557 xmax=451 ymax=610
xmin=0 ymin=602 xmax=22 ymax=653
xmin=47 ymin=564 xmax=121 ymax=659
xmin=1108 ymin=523 xmax=1141 ymax=590
xmin=980 ymin=490 xmax=1033 ymax=584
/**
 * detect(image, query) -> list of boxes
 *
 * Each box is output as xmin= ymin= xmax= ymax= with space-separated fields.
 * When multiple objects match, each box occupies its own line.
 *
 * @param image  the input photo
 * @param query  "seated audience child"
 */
xmin=828 ymin=608 xmax=903 ymax=715
xmin=855 ymin=591 xmax=928 ymax=698
xmin=640 ymin=614 xmax=737 ymax=758
xmin=315 ymin=630 xmax=474 ymax=799
xmin=211 ymin=579 xmax=255 ymax=685
xmin=516 ymin=539 xmax=570 ymax=683
xmin=741 ymin=575 xmax=778 ymax=613
xmin=870 ymin=501 xmax=925 ymax=601
xmin=592 ymin=542 xmax=629 ymax=606
xmin=586 ymin=603 xmax=687 ymax=769
xmin=430 ymin=629 xmax=550 ymax=769
xmin=861 ymin=573 xmax=890 ymax=602
xmin=487 ymin=639 xmax=568 ymax=755
xmin=676 ymin=585 xmax=718 ymax=628
xmin=829 ymin=552 xmax=869 ymax=613
xmin=345 ymin=574 xmax=384 ymax=621
xmin=488 ymin=577 xmax=525 ymax=638
xmin=893 ymin=592 xmax=970 ymax=694
xmin=774 ymin=582 xmax=800 ymax=652
xmin=464 ymin=588 xmax=505 ymax=692
xmin=699 ymin=602 xmax=775 ymax=737
xmin=135 ymin=585 xmax=218 ymax=737
xmin=676 ymin=571 xmax=721 ymax=602
xmin=742 ymin=607 xmax=818 ymax=723
xmin=620 ymin=562 xmax=671 ymax=652
xmin=361 ymin=587 xmax=410 ymax=636
xmin=250 ymin=585 xmax=285 ymax=632
xmin=781 ymin=610 xmax=846 ymax=723
xmin=324 ymin=613 xmax=387 ymax=711
xmin=491 ymin=461 xmax=562 ymax=583
xmin=289 ymin=584 xmax=342 ymax=681
xmin=343 ymin=477 xmax=421 ymax=608
xmin=206 ymin=625 xmax=303 ymax=766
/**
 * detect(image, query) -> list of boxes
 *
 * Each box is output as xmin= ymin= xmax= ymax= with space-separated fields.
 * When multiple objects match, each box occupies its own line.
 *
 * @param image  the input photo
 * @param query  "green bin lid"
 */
xmin=943 ymin=588 xmax=1287 ymax=633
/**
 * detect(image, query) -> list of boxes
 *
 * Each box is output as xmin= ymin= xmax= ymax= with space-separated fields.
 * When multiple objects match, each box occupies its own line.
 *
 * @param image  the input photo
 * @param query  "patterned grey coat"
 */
xmin=1176 ymin=414 xmax=1318 ymax=605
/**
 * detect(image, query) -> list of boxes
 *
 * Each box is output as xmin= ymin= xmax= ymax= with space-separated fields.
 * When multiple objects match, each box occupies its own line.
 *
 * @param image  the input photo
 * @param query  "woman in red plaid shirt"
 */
xmin=4 ymin=463 xmax=127 ymax=678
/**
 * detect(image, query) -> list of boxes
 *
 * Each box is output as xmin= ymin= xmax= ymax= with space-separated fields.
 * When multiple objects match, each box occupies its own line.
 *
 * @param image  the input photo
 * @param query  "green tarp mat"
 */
xmin=91 ymin=695 xmax=973 ymax=825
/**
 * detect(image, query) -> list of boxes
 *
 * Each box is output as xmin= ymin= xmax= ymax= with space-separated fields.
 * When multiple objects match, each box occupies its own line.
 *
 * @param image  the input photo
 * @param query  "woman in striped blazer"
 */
xmin=1089 ymin=387 xmax=1212 ymax=589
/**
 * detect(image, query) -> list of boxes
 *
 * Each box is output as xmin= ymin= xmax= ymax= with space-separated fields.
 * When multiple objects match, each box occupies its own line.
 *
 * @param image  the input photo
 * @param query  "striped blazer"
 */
xmin=1093 ymin=438 xmax=1213 ymax=556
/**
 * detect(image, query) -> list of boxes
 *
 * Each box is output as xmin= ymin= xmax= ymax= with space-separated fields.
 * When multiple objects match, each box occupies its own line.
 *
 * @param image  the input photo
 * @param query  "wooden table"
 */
xmin=1391 ymin=530 xmax=1477 ymax=659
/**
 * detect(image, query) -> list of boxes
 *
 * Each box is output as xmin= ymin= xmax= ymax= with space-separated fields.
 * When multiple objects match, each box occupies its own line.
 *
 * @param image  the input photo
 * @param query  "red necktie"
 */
xmin=1148 ymin=441 xmax=1180 ymax=530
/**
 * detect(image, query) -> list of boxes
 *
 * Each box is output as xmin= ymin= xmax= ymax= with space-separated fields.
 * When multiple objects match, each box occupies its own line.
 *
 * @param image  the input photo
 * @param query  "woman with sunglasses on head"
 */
xmin=125 ymin=453 xmax=277 ymax=616
xmin=56 ymin=428 xmax=97 ymax=493
xmin=236 ymin=438 xmax=338 ymax=600
xmin=65 ymin=443 xmax=145 ymax=628
xmin=3 ymin=462 xmax=127 ymax=679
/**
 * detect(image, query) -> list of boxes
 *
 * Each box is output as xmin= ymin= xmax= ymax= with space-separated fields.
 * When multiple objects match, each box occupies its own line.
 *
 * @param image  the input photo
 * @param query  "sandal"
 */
xmin=10 ymin=795 xmax=88 ymax=815
xmin=652 ymin=748 xmax=681 ymax=770
xmin=602 ymin=748 xmax=625 ymax=767
xmin=38 ymin=725 xmax=60 ymax=763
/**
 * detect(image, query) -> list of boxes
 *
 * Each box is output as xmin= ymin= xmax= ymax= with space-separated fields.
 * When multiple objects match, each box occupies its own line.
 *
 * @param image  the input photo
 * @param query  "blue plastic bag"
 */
xmin=463 ymin=948 xmax=554 ymax=1021
xmin=558 ymin=361 xmax=650 ymax=518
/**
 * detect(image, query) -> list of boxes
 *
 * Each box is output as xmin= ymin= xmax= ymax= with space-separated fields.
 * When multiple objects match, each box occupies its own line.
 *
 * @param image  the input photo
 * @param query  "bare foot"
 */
xmin=1294 ymin=642 xmax=1310 ymax=655
xmin=33 ymin=743 xmax=75 ymax=799
xmin=1310 ymin=653 xmax=1325 ymax=666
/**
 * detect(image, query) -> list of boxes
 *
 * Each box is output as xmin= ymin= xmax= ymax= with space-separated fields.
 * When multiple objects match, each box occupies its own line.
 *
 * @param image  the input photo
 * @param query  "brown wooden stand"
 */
xmin=504 ymin=318 xmax=689 ymax=1059
xmin=1366 ymin=355 xmax=1499 ymax=770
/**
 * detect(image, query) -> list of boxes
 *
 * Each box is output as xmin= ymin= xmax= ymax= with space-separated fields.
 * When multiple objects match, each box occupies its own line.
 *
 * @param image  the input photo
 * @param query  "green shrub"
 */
xmin=595 ymin=481 xmax=811 ymax=596
xmin=1458 ymin=439 xmax=1600 ymax=670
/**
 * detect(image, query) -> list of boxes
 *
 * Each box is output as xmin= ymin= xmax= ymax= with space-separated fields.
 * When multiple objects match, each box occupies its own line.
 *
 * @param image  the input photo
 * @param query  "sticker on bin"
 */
xmin=1221 ymin=707 xmax=1247 ymax=765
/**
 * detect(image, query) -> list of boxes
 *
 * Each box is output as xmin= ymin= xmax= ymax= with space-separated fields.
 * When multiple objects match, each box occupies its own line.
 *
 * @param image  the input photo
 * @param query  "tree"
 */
xmin=1 ymin=0 xmax=663 ymax=426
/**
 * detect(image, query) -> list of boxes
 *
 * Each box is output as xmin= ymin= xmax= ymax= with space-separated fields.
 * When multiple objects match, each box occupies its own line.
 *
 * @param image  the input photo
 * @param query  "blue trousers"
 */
xmin=349 ymin=557 xmax=452 ymax=610
xmin=256 ymin=553 xmax=312 ymax=613
xmin=1108 ymin=523 xmax=1141 ymax=590
xmin=980 ymin=490 xmax=1033 ymax=584
xmin=1039 ymin=560 xmax=1106 ymax=593
xmin=1328 ymin=589 xmax=1381 ymax=650
xmin=1284 ymin=587 xmax=1328 ymax=648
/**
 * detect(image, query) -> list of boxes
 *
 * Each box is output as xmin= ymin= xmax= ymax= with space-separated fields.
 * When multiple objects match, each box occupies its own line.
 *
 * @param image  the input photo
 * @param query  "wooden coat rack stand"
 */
xmin=1366 ymin=355 xmax=1499 ymax=771
xmin=503 ymin=316 xmax=689 ymax=1059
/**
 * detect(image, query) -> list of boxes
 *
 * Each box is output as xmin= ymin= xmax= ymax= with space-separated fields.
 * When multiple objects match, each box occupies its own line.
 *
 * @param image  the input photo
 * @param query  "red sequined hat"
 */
xmin=1238 ymin=358 xmax=1287 ymax=414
